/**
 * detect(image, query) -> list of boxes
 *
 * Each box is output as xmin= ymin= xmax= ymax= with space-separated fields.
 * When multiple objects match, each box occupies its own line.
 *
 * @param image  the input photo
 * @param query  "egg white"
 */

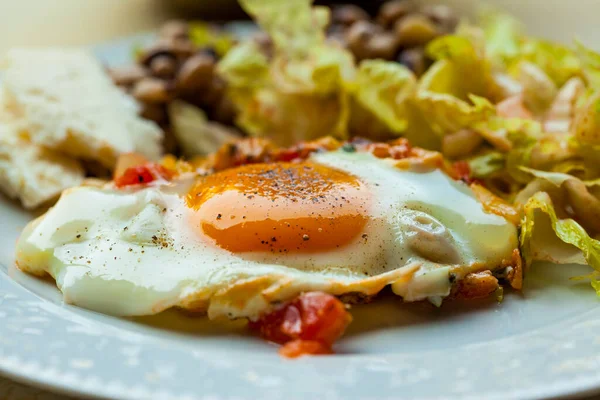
xmin=16 ymin=151 xmax=518 ymax=319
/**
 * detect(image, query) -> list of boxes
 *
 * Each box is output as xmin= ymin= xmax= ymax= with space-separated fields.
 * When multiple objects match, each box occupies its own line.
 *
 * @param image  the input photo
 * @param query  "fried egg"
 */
xmin=15 ymin=150 xmax=518 ymax=319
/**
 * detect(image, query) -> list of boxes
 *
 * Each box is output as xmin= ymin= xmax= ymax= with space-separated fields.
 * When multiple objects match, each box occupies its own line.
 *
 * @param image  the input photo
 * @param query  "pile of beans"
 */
xmin=110 ymin=1 xmax=457 ymax=148
xmin=109 ymin=21 xmax=236 ymax=145
xmin=328 ymin=1 xmax=458 ymax=75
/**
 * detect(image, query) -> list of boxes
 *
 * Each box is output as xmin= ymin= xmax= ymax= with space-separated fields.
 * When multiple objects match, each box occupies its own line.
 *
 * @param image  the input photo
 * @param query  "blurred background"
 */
xmin=0 ymin=0 xmax=597 ymax=54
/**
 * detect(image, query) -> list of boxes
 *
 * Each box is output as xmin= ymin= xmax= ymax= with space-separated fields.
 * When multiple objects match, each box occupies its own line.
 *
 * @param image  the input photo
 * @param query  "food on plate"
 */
xmin=8 ymin=0 xmax=600 ymax=356
xmin=111 ymin=1 xmax=457 ymax=152
xmin=109 ymin=21 xmax=239 ymax=154
xmin=15 ymin=137 xmax=520 ymax=355
xmin=1 ymin=48 xmax=163 ymax=169
xmin=0 ymin=91 xmax=84 ymax=209
xmin=214 ymin=0 xmax=600 ymax=294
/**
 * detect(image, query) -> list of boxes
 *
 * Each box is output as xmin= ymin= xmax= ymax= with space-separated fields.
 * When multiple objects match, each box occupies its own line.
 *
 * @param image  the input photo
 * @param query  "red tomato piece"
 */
xmin=249 ymin=292 xmax=352 ymax=349
xmin=114 ymin=163 xmax=172 ymax=188
xmin=452 ymin=161 xmax=474 ymax=184
xmin=279 ymin=340 xmax=333 ymax=358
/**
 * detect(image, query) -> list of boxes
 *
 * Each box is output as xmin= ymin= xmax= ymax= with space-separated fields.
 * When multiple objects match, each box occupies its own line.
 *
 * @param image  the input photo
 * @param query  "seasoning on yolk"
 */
xmin=187 ymin=163 xmax=369 ymax=253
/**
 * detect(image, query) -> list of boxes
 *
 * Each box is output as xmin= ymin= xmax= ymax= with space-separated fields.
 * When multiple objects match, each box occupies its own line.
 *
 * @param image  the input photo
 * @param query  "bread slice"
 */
xmin=0 ymin=90 xmax=84 ymax=209
xmin=1 ymin=48 xmax=163 ymax=168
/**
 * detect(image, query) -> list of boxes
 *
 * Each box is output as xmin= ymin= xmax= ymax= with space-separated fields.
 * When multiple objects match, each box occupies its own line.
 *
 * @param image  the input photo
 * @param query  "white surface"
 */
xmin=2 ymin=9 xmax=600 ymax=400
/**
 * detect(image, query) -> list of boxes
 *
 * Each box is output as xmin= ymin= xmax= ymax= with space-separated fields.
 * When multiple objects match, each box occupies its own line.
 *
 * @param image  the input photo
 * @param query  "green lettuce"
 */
xmin=517 ymin=38 xmax=582 ymax=87
xmin=574 ymin=40 xmax=600 ymax=90
xmin=521 ymin=192 xmax=600 ymax=294
xmin=189 ymin=22 xmax=236 ymax=57
xmin=468 ymin=151 xmax=506 ymax=178
xmin=480 ymin=11 xmax=522 ymax=66
xmin=415 ymin=34 xmax=495 ymax=135
xmin=350 ymin=60 xmax=416 ymax=134
xmin=217 ymin=0 xmax=354 ymax=145
xmin=168 ymin=100 xmax=241 ymax=157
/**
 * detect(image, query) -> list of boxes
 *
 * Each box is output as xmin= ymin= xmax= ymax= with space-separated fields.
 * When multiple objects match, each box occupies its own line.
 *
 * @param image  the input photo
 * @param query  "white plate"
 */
xmin=3 ymin=16 xmax=600 ymax=400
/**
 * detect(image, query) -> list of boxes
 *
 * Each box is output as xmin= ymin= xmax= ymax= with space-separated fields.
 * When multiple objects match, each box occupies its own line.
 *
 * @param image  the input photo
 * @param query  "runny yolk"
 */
xmin=187 ymin=162 xmax=369 ymax=253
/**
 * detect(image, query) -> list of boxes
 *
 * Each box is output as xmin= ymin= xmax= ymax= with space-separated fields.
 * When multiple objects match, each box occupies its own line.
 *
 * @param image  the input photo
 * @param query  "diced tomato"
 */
xmin=274 ymin=149 xmax=301 ymax=162
xmin=249 ymin=292 xmax=352 ymax=357
xmin=389 ymin=138 xmax=413 ymax=159
xmin=279 ymin=340 xmax=333 ymax=358
xmin=452 ymin=161 xmax=474 ymax=184
xmin=114 ymin=163 xmax=173 ymax=188
xmin=367 ymin=143 xmax=391 ymax=158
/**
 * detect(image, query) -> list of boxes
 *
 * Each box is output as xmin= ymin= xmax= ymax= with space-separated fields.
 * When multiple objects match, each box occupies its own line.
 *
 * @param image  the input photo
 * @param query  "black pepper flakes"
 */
xmin=217 ymin=214 xmax=222 ymax=220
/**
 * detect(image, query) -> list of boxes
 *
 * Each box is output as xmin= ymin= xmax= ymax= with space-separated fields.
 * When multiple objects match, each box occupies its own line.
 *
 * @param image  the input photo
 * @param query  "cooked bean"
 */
xmin=397 ymin=47 xmax=426 ymax=75
xmin=345 ymin=20 xmax=381 ymax=60
xmin=132 ymin=78 xmax=171 ymax=104
xmin=442 ymin=129 xmax=483 ymax=159
xmin=211 ymin=94 xmax=237 ymax=125
xmin=140 ymin=103 xmax=168 ymax=124
xmin=377 ymin=0 xmax=415 ymax=28
xmin=366 ymin=33 xmax=399 ymax=60
xmin=139 ymin=39 xmax=195 ymax=66
xmin=563 ymin=179 xmax=600 ymax=234
xmin=331 ymin=5 xmax=370 ymax=26
xmin=176 ymin=53 xmax=215 ymax=91
xmin=394 ymin=14 xmax=438 ymax=47
xmin=149 ymin=55 xmax=177 ymax=79
xmin=109 ymin=65 xmax=148 ymax=87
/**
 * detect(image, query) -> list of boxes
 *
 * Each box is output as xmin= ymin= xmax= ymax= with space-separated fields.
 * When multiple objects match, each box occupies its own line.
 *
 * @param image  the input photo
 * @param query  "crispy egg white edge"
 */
xmin=15 ymin=151 xmax=519 ymax=319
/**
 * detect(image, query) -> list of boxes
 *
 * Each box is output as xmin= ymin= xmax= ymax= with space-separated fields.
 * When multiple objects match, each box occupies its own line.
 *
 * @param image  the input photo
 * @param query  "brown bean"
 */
xmin=331 ymin=5 xmax=370 ymax=27
xmin=140 ymin=103 xmax=168 ymax=124
xmin=159 ymin=20 xmax=190 ymax=41
xmin=377 ymin=1 xmax=415 ymax=28
xmin=441 ymin=129 xmax=483 ymax=159
xmin=397 ymin=47 xmax=426 ymax=75
xmin=394 ymin=14 xmax=438 ymax=47
xmin=366 ymin=33 xmax=399 ymax=60
xmin=108 ymin=65 xmax=148 ymax=87
xmin=149 ymin=55 xmax=177 ymax=79
xmin=176 ymin=53 xmax=215 ymax=92
xmin=345 ymin=20 xmax=381 ymax=60
xmin=132 ymin=78 xmax=171 ymax=104
xmin=211 ymin=94 xmax=238 ymax=125
xmin=139 ymin=39 xmax=194 ymax=66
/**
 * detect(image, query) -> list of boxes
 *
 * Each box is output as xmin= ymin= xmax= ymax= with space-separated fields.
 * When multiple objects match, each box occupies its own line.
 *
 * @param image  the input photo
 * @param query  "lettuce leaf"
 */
xmin=517 ymin=39 xmax=582 ymax=87
xmin=413 ymin=34 xmax=496 ymax=137
xmin=480 ymin=11 xmax=522 ymax=66
xmin=168 ymin=100 xmax=241 ymax=158
xmin=189 ymin=22 xmax=236 ymax=57
xmin=347 ymin=61 xmax=442 ymax=148
xmin=510 ymin=61 xmax=557 ymax=115
xmin=351 ymin=60 xmax=416 ymax=134
xmin=218 ymin=0 xmax=355 ymax=145
xmin=521 ymin=191 xmax=600 ymax=294
xmin=468 ymin=151 xmax=505 ymax=178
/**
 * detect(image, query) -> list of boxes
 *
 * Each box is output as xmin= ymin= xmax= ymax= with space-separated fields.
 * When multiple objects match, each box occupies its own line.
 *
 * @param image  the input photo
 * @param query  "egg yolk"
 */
xmin=187 ymin=162 xmax=369 ymax=253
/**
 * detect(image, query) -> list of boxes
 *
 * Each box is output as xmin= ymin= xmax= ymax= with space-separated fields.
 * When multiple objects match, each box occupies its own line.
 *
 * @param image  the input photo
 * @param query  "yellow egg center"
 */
xmin=187 ymin=162 xmax=369 ymax=253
